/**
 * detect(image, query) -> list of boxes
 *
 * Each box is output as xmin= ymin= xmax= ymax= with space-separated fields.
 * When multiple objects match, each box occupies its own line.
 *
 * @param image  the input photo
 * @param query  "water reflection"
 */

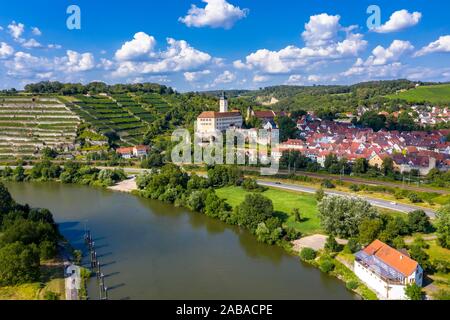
xmin=5 ymin=181 xmax=356 ymax=300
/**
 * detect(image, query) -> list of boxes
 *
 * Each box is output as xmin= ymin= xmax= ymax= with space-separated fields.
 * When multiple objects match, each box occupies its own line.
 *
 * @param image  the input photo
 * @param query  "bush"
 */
xmin=321 ymin=180 xmax=335 ymax=189
xmin=300 ymin=248 xmax=317 ymax=261
xmin=44 ymin=291 xmax=60 ymax=300
xmin=346 ymin=280 xmax=359 ymax=290
xmin=319 ymin=259 xmax=335 ymax=273
xmin=347 ymin=238 xmax=361 ymax=253
xmin=325 ymin=236 xmax=341 ymax=253
xmin=349 ymin=184 xmax=360 ymax=192
xmin=408 ymin=192 xmax=423 ymax=203
xmin=408 ymin=210 xmax=432 ymax=233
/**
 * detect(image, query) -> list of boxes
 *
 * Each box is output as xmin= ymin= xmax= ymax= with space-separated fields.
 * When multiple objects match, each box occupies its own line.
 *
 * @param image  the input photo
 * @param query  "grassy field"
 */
xmin=216 ymin=186 xmax=322 ymax=235
xmin=387 ymin=84 xmax=450 ymax=104
xmin=0 ymin=260 xmax=65 ymax=300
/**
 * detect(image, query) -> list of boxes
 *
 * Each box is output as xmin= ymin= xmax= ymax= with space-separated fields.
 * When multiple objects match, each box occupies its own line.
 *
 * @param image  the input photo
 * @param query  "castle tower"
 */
xmin=219 ymin=92 xmax=228 ymax=113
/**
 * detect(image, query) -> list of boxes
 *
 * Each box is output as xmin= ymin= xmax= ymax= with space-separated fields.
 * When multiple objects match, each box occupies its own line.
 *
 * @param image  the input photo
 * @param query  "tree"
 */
xmin=275 ymin=116 xmax=297 ymax=141
xmin=408 ymin=210 xmax=432 ymax=233
xmin=315 ymin=188 xmax=325 ymax=201
xmin=234 ymin=194 xmax=274 ymax=232
xmin=300 ymin=248 xmax=316 ymax=261
xmin=0 ymin=182 xmax=14 ymax=215
xmin=381 ymin=157 xmax=394 ymax=176
xmin=436 ymin=204 xmax=450 ymax=249
xmin=292 ymin=208 xmax=301 ymax=222
xmin=409 ymin=245 xmax=430 ymax=271
xmin=13 ymin=165 xmax=26 ymax=182
xmin=325 ymin=236 xmax=340 ymax=252
xmin=41 ymin=147 xmax=58 ymax=159
xmin=404 ymin=283 xmax=423 ymax=300
xmin=358 ymin=218 xmax=383 ymax=246
xmin=353 ymin=158 xmax=369 ymax=174
xmin=347 ymin=238 xmax=361 ymax=253
xmin=360 ymin=111 xmax=386 ymax=132
xmin=0 ymin=242 xmax=40 ymax=286
xmin=318 ymin=196 xmax=378 ymax=238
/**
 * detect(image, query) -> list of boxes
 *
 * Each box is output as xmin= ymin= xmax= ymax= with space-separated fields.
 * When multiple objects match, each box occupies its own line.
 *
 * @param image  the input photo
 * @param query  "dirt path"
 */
xmin=108 ymin=177 xmax=138 ymax=193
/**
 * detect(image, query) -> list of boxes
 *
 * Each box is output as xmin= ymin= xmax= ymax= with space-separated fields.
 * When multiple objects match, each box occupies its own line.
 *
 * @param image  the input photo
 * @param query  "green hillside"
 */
xmin=387 ymin=84 xmax=450 ymax=105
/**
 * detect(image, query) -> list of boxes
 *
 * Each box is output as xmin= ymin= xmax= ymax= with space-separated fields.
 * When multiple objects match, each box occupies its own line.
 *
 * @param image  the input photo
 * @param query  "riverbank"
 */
xmin=4 ymin=181 xmax=357 ymax=299
xmin=105 ymin=176 xmax=373 ymax=300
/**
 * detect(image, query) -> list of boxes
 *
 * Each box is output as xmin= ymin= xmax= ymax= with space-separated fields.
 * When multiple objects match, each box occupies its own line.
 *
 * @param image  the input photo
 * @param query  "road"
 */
xmin=258 ymin=180 xmax=437 ymax=218
xmin=1 ymin=165 xmax=437 ymax=217
xmin=243 ymin=166 xmax=449 ymax=195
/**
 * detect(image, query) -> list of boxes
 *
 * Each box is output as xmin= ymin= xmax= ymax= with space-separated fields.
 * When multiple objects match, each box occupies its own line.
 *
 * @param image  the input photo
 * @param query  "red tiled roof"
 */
xmin=198 ymin=111 xmax=241 ymax=119
xmin=363 ymin=240 xmax=418 ymax=277
xmin=117 ymin=147 xmax=133 ymax=154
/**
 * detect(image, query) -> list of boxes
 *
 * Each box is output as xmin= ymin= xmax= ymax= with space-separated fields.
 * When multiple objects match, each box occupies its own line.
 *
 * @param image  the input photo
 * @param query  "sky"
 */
xmin=0 ymin=0 xmax=450 ymax=91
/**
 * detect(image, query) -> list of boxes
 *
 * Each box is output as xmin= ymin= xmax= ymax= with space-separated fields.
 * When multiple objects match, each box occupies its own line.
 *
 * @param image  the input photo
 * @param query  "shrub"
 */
xmin=408 ymin=210 xmax=432 ymax=233
xmin=319 ymin=259 xmax=335 ymax=273
xmin=347 ymin=238 xmax=361 ymax=253
xmin=300 ymin=248 xmax=317 ymax=261
xmin=408 ymin=192 xmax=423 ymax=203
xmin=349 ymin=184 xmax=360 ymax=192
xmin=321 ymin=180 xmax=335 ymax=189
xmin=44 ymin=291 xmax=60 ymax=300
xmin=346 ymin=280 xmax=359 ymax=290
xmin=325 ymin=236 xmax=341 ymax=253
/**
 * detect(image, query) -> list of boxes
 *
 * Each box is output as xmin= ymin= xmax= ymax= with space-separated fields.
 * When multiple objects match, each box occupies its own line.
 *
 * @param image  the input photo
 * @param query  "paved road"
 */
xmin=243 ymin=166 xmax=449 ymax=195
xmin=258 ymin=180 xmax=437 ymax=218
xmin=1 ymin=165 xmax=436 ymax=217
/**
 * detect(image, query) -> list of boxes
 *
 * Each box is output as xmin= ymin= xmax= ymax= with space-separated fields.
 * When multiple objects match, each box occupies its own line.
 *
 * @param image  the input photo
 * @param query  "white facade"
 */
xmin=354 ymin=258 xmax=423 ymax=300
xmin=197 ymin=94 xmax=243 ymax=135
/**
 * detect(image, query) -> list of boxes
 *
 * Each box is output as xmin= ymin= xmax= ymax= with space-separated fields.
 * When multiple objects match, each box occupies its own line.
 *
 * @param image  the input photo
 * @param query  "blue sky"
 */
xmin=0 ymin=0 xmax=449 ymax=91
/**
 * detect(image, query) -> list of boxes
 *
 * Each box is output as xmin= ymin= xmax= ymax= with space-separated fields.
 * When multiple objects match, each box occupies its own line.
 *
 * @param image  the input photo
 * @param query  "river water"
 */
xmin=5 ymin=181 xmax=356 ymax=300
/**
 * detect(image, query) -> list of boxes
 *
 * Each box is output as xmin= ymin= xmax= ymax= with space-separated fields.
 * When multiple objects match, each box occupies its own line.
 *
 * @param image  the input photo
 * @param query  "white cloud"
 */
xmin=179 ymin=0 xmax=248 ymax=29
xmin=22 ymin=38 xmax=42 ymax=49
xmin=253 ymin=75 xmax=269 ymax=83
xmin=48 ymin=44 xmax=62 ymax=49
xmin=373 ymin=10 xmax=422 ymax=33
xmin=115 ymin=32 xmax=156 ymax=61
xmin=184 ymin=70 xmax=211 ymax=82
xmin=8 ymin=21 xmax=25 ymax=40
xmin=214 ymin=70 xmax=236 ymax=84
xmin=98 ymin=58 xmax=114 ymax=71
xmin=62 ymin=50 xmax=95 ymax=72
xmin=4 ymin=50 xmax=96 ymax=81
xmin=0 ymin=42 xmax=14 ymax=59
xmin=113 ymin=37 xmax=213 ymax=77
xmin=368 ymin=40 xmax=414 ymax=66
xmin=342 ymin=40 xmax=413 ymax=78
xmin=415 ymin=35 xmax=450 ymax=57
xmin=286 ymin=74 xmax=303 ymax=85
xmin=31 ymin=27 xmax=42 ymax=36
xmin=302 ymin=13 xmax=341 ymax=47
xmin=238 ymin=14 xmax=367 ymax=74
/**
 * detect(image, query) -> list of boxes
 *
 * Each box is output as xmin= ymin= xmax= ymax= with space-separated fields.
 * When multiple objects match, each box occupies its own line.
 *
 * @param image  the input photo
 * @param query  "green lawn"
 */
xmin=215 ymin=186 xmax=322 ymax=235
xmin=386 ymin=84 xmax=450 ymax=104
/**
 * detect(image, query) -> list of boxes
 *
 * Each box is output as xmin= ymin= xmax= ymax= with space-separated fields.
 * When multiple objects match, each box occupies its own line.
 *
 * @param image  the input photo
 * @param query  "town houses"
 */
xmin=279 ymin=116 xmax=450 ymax=174
xmin=354 ymin=240 xmax=423 ymax=300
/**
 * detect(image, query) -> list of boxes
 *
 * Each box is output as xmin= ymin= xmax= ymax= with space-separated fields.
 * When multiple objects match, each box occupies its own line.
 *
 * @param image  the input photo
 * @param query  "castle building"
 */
xmin=196 ymin=92 xmax=243 ymax=134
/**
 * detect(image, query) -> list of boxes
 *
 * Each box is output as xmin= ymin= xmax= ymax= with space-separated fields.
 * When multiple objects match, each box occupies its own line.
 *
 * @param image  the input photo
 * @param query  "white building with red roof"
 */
xmin=354 ymin=240 xmax=423 ymax=300
xmin=196 ymin=93 xmax=243 ymax=134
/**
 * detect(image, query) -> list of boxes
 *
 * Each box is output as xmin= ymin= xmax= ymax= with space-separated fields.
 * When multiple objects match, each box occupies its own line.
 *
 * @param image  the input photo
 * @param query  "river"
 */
xmin=5 ymin=181 xmax=356 ymax=300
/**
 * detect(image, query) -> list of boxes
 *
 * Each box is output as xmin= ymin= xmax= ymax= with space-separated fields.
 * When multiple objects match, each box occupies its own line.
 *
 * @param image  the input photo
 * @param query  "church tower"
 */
xmin=219 ymin=92 xmax=228 ymax=113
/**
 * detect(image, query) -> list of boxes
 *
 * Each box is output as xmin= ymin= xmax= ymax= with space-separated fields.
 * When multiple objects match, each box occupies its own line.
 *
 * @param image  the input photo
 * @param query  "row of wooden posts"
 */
xmin=84 ymin=230 xmax=109 ymax=300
